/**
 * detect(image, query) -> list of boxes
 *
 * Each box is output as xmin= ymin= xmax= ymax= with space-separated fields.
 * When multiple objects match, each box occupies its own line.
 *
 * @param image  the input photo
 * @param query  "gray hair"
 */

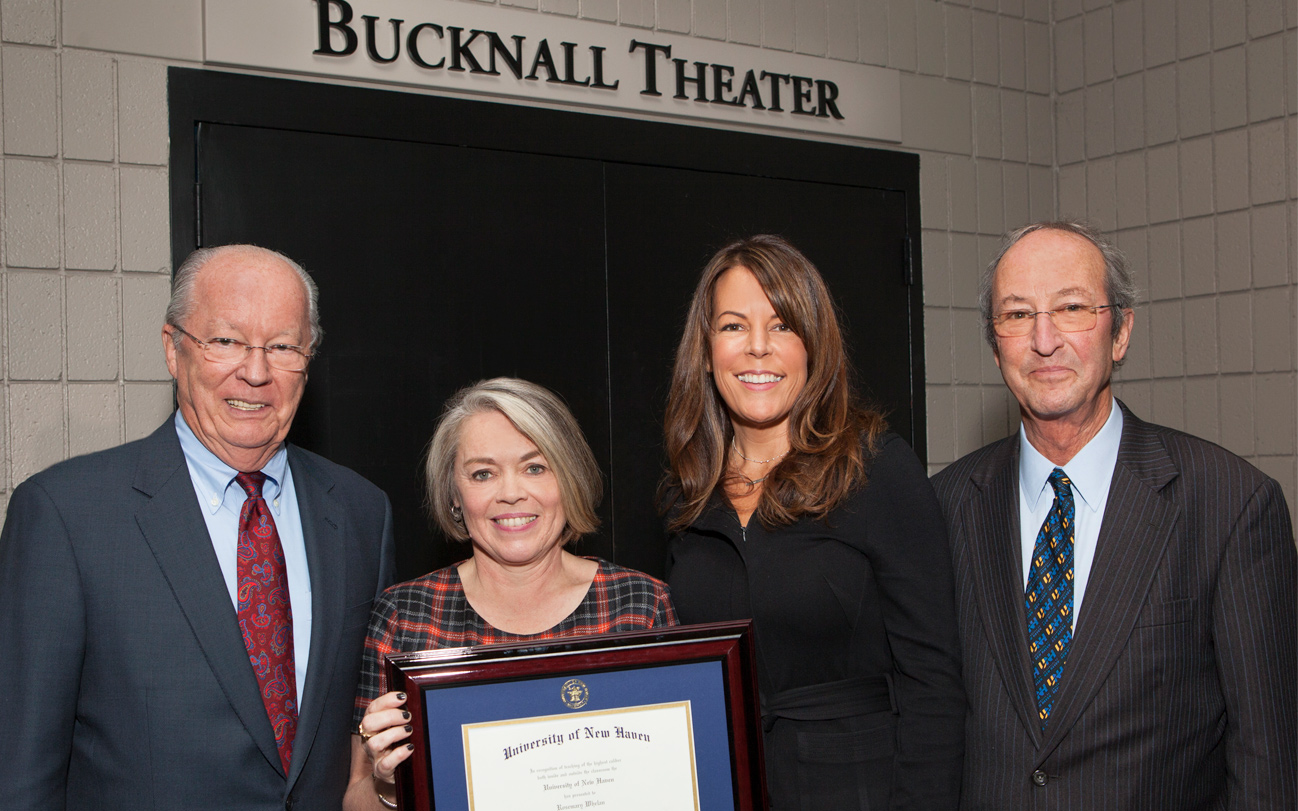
xmin=166 ymin=245 xmax=323 ymax=351
xmin=978 ymin=219 xmax=1137 ymax=348
xmin=425 ymin=378 xmax=602 ymax=545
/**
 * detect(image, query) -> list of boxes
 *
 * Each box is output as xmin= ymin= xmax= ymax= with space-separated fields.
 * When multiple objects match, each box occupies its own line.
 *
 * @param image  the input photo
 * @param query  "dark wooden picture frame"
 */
xmin=385 ymin=621 xmax=766 ymax=810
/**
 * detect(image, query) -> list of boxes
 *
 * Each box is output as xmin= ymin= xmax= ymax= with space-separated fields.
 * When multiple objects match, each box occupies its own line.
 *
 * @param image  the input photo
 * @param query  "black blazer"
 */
xmin=0 ymin=419 xmax=396 ymax=810
xmin=932 ymin=403 xmax=1297 ymax=810
xmin=668 ymin=434 xmax=965 ymax=811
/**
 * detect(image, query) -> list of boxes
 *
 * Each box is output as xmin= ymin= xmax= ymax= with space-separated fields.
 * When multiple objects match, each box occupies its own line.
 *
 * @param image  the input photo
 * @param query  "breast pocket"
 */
xmin=1128 ymin=598 xmax=1209 ymax=695
xmin=1133 ymin=597 xmax=1196 ymax=627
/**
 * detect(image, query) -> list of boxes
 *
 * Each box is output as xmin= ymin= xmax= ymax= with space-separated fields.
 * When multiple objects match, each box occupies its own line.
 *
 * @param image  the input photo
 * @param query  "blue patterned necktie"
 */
xmin=1026 ymin=467 xmax=1074 ymax=729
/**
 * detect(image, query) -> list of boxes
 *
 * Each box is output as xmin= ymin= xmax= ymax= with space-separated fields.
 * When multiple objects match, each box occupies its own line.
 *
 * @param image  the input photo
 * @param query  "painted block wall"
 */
xmin=1046 ymin=0 xmax=1298 ymax=512
xmin=0 ymin=0 xmax=1293 ymax=524
xmin=926 ymin=0 xmax=1297 ymax=528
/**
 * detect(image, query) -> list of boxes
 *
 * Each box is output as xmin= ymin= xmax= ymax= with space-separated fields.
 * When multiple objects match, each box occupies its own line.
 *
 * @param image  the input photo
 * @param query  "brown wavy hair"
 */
xmin=660 ymin=235 xmax=887 ymax=532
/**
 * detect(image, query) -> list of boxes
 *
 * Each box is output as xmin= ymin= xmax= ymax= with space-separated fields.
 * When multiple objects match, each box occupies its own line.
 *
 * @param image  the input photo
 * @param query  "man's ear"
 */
xmin=1111 ymin=307 xmax=1134 ymax=364
xmin=162 ymin=326 xmax=180 ymax=380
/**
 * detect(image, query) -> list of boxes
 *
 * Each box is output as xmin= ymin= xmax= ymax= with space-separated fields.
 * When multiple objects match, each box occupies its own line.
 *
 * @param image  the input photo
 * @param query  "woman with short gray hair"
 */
xmin=343 ymin=378 xmax=676 ymax=811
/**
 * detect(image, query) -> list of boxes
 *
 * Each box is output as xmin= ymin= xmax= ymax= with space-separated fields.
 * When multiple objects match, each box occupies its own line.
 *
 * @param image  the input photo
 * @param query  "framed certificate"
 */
xmin=385 ymin=620 xmax=766 ymax=811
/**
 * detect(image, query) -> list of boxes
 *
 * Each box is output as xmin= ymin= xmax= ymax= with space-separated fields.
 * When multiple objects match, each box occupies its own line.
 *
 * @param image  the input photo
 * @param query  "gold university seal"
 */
xmin=560 ymin=678 xmax=589 ymax=709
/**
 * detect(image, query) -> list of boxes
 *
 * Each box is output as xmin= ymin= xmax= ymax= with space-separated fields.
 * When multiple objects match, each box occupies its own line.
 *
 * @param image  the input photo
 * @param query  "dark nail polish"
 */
xmin=402 ymin=710 xmax=411 ymax=720
xmin=397 ymin=692 xmax=407 ymax=701
xmin=406 ymin=743 xmax=415 ymax=751
xmin=404 ymin=725 xmax=413 ymax=733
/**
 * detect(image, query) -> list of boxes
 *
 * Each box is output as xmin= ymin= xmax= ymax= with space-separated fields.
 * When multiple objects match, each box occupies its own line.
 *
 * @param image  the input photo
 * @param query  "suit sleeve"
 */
xmin=376 ymin=495 xmax=397 ymax=596
xmin=1214 ymin=478 xmax=1297 ymax=810
xmin=863 ymin=437 xmax=966 ymax=810
xmin=0 ymin=480 xmax=86 ymax=811
xmin=350 ymin=494 xmax=398 ymax=728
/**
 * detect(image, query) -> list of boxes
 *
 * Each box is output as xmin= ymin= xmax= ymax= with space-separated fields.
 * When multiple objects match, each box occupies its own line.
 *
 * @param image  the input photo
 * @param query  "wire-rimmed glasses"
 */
xmin=171 ymin=324 xmax=311 ymax=372
xmin=989 ymin=304 xmax=1120 ymax=338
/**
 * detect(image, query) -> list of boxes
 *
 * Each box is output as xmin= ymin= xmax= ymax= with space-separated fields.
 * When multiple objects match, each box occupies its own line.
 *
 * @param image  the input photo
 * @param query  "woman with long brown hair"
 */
xmin=662 ymin=235 xmax=963 ymax=810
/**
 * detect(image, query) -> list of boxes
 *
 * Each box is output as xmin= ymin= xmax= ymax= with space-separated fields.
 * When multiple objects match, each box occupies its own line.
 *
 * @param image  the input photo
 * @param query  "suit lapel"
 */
xmin=284 ymin=446 xmax=344 ymax=789
xmin=131 ymin=421 xmax=285 ymax=775
xmin=964 ymin=436 xmax=1045 ymax=746
xmin=1037 ymin=407 xmax=1179 ymax=756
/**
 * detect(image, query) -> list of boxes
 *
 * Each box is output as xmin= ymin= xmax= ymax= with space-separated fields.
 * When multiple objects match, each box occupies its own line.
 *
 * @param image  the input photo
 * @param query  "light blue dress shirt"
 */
xmin=1018 ymin=398 xmax=1123 ymax=632
xmin=175 ymin=412 xmax=312 ymax=702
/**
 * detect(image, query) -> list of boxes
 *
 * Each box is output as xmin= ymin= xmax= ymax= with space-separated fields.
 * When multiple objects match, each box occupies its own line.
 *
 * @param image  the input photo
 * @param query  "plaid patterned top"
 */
xmin=353 ymin=558 xmax=677 ymax=722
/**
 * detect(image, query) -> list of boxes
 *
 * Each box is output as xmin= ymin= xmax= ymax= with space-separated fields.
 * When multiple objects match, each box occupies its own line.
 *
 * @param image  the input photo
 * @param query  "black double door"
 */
xmin=175 ymin=69 xmax=922 ymax=580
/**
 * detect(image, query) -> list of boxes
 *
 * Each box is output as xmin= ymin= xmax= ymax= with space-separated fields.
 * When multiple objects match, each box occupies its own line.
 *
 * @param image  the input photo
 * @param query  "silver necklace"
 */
xmin=731 ymin=437 xmax=790 ymax=465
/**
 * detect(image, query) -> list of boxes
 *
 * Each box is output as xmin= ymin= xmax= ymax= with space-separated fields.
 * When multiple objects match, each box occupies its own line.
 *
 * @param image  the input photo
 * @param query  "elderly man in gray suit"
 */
xmin=0 ymin=245 xmax=395 ymax=810
xmin=933 ymin=220 xmax=1296 ymax=809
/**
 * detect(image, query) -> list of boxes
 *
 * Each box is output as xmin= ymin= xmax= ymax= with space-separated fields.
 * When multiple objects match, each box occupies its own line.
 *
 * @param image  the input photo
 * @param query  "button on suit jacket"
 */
xmin=0 ymin=418 xmax=395 ymax=810
xmin=932 ymin=403 xmax=1296 ymax=810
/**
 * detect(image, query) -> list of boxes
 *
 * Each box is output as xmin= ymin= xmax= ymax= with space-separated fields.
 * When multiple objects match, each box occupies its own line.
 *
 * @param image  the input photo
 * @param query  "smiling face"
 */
xmin=455 ymin=410 xmax=568 ymax=569
xmin=163 ymin=249 xmax=311 ymax=472
xmin=991 ymin=228 xmax=1133 ymax=438
xmin=708 ymin=266 xmax=809 ymax=433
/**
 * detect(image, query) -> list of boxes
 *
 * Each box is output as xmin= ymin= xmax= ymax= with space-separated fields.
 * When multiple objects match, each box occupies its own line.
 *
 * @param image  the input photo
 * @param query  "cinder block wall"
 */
xmin=1 ymin=5 xmax=176 ymax=514
xmin=920 ymin=0 xmax=1296 ymax=518
xmin=0 ymin=0 xmax=1293 ymax=525
xmin=1058 ymin=0 xmax=1296 ymax=505
xmin=916 ymin=0 xmax=1057 ymax=468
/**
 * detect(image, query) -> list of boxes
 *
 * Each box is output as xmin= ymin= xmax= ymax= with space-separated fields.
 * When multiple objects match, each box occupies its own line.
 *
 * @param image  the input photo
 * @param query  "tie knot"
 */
xmin=1048 ymin=467 xmax=1071 ymax=498
xmin=235 ymin=471 xmax=267 ymax=498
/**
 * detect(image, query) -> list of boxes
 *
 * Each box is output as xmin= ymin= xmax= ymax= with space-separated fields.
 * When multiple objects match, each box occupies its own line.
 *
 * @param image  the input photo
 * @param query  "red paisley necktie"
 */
xmin=236 ymin=471 xmax=298 ymax=774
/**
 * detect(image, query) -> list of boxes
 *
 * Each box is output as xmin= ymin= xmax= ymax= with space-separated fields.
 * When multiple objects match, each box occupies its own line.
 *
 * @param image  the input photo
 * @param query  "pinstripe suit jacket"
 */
xmin=932 ymin=403 xmax=1296 ymax=810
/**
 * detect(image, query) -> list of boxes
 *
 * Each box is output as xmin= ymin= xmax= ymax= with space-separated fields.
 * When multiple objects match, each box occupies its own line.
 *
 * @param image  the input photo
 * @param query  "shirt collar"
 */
xmin=174 ymin=411 xmax=288 ymax=515
xmin=1019 ymin=397 xmax=1124 ymax=514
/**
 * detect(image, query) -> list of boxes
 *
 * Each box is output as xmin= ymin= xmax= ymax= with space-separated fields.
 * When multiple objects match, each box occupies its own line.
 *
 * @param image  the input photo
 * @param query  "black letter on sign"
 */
xmin=487 ymin=32 xmax=525 ymax=78
xmin=673 ymin=59 xmax=708 ymax=101
xmin=589 ymin=46 xmax=619 ymax=89
xmin=524 ymin=40 xmax=560 ymax=82
xmin=629 ymin=40 xmax=672 ymax=96
xmin=447 ymin=28 xmax=487 ymax=73
xmin=363 ymin=16 xmax=403 ymax=63
xmin=759 ymin=71 xmax=790 ymax=111
xmin=527 ymin=39 xmax=560 ymax=82
xmin=560 ymin=42 xmax=591 ymax=86
xmin=736 ymin=70 xmax=765 ymax=109
xmin=790 ymin=75 xmax=815 ymax=115
xmin=710 ymin=64 xmax=740 ymax=105
xmin=314 ymin=0 xmax=357 ymax=56
xmin=407 ymin=22 xmax=445 ymax=69
xmin=816 ymin=80 xmax=844 ymax=119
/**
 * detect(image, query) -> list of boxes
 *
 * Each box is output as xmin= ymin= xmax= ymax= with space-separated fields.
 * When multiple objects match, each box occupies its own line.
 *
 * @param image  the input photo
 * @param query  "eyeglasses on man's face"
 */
xmin=171 ymin=324 xmax=311 ymax=372
xmin=989 ymin=303 xmax=1121 ymax=338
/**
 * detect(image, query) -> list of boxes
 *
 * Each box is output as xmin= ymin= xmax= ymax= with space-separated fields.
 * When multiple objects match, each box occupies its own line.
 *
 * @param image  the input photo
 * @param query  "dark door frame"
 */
xmin=167 ymin=67 xmax=927 ymax=460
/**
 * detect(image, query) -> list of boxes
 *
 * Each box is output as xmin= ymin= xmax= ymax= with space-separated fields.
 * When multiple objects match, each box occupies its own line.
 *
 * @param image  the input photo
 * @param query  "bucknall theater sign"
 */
xmin=206 ymin=0 xmax=901 ymax=143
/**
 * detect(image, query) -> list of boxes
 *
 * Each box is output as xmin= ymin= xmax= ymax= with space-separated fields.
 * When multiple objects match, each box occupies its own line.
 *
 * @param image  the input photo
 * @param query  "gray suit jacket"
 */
xmin=932 ymin=403 xmax=1296 ymax=810
xmin=0 ymin=418 xmax=395 ymax=810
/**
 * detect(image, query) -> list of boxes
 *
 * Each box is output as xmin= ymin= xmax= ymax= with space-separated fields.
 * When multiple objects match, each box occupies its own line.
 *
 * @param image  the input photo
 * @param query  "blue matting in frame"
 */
xmin=421 ymin=660 xmax=734 ymax=811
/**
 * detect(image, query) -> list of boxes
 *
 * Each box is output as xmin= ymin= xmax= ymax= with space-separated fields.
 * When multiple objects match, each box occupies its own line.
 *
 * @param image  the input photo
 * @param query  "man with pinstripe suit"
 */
xmin=933 ymin=220 xmax=1296 ymax=809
